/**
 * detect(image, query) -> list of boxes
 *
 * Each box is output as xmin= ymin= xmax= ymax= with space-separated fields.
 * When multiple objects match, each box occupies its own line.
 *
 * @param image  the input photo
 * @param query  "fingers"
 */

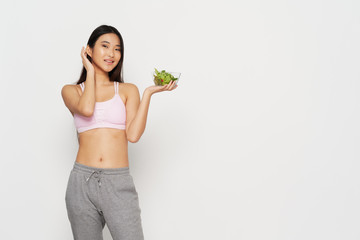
xmin=81 ymin=46 xmax=86 ymax=60
xmin=81 ymin=46 xmax=88 ymax=59
xmin=171 ymin=81 xmax=176 ymax=90
xmin=166 ymin=80 xmax=177 ymax=91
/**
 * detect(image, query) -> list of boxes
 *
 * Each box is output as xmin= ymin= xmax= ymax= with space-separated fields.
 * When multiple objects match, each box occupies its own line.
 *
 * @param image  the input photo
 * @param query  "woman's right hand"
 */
xmin=81 ymin=46 xmax=95 ymax=73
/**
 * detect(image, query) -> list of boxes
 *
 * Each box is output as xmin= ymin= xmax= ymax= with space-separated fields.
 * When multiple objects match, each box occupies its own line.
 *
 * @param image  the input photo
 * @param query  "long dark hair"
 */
xmin=75 ymin=25 xmax=125 ymax=84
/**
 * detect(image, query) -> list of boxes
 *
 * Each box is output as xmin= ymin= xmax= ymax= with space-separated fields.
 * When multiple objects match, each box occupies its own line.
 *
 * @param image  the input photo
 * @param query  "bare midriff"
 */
xmin=75 ymin=128 xmax=129 ymax=168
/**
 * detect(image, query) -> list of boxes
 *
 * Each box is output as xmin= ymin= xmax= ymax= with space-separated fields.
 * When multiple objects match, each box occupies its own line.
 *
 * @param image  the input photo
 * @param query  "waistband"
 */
xmin=72 ymin=161 xmax=130 ymax=176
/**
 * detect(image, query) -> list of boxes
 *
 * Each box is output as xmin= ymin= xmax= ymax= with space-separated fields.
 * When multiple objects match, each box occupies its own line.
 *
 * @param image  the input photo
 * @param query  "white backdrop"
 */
xmin=0 ymin=0 xmax=359 ymax=239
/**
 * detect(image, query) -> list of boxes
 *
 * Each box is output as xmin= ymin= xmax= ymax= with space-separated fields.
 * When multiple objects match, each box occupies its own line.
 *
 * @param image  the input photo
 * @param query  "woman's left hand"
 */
xmin=145 ymin=80 xmax=178 ymax=95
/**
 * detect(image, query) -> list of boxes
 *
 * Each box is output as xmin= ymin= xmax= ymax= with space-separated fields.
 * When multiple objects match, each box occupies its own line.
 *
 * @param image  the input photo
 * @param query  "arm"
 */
xmin=62 ymin=47 xmax=96 ymax=117
xmin=126 ymin=80 xmax=178 ymax=143
xmin=61 ymin=70 xmax=96 ymax=117
xmin=77 ymin=71 xmax=96 ymax=116
xmin=126 ymin=85 xmax=153 ymax=143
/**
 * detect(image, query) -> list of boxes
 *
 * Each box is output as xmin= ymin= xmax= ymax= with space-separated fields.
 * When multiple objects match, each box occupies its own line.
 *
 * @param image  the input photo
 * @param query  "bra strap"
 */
xmin=80 ymin=82 xmax=84 ymax=92
xmin=114 ymin=81 xmax=118 ymax=94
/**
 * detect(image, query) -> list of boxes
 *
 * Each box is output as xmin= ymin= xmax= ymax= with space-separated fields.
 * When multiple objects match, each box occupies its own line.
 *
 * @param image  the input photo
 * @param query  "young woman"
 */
xmin=61 ymin=25 xmax=177 ymax=240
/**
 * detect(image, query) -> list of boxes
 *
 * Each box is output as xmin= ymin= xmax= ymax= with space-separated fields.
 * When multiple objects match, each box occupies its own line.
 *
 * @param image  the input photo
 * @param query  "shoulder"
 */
xmin=61 ymin=83 xmax=82 ymax=98
xmin=122 ymin=82 xmax=138 ymax=90
xmin=122 ymin=83 xmax=140 ymax=98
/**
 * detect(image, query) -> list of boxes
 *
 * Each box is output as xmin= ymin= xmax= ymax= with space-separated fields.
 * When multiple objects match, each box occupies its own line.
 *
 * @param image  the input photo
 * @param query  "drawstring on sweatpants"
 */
xmin=86 ymin=170 xmax=102 ymax=187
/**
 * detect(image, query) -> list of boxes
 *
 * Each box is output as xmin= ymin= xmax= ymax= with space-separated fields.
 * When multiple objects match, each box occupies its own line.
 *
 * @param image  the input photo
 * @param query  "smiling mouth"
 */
xmin=104 ymin=60 xmax=114 ymax=64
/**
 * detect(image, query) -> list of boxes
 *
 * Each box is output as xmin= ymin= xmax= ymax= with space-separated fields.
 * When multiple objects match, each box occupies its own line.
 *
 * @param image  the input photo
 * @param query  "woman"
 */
xmin=61 ymin=25 xmax=177 ymax=240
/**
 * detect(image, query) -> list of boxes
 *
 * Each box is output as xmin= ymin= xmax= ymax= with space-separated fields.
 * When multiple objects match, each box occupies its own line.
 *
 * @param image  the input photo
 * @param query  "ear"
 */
xmin=86 ymin=46 xmax=93 ymax=58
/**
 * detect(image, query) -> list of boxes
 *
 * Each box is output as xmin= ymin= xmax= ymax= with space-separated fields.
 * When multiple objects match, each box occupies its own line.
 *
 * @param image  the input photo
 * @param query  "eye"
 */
xmin=102 ymin=44 xmax=108 ymax=48
xmin=116 ymin=49 xmax=121 ymax=51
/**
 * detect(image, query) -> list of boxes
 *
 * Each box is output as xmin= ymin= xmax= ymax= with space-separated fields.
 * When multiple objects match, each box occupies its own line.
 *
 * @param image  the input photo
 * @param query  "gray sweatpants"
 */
xmin=65 ymin=161 xmax=144 ymax=240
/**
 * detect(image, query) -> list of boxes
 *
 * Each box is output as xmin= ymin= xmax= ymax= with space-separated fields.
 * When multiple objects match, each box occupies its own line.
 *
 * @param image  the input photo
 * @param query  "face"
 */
xmin=86 ymin=33 xmax=122 ymax=73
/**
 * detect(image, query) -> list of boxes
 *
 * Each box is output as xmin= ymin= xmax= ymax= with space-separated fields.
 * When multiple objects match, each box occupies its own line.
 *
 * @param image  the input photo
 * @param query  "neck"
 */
xmin=94 ymin=71 xmax=111 ymax=86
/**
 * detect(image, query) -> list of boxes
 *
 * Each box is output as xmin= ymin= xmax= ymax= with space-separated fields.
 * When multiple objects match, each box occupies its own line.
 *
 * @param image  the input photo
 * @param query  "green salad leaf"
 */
xmin=153 ymin=68 xmax=178 ymax=86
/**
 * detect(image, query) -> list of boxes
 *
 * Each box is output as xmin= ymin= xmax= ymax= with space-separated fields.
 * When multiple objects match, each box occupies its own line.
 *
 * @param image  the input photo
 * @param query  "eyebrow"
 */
xmin=101 ymin=41 xmax=121 ymax=47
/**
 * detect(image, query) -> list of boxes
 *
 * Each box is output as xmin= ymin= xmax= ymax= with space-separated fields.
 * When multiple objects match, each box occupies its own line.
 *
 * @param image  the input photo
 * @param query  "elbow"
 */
xmin=128 ymin=137 xmax=139 ymax=143
xmin=81 ymin=107 xmax=94 ymax=117
xmin=127 ymin=134 xmax=139 ymax=143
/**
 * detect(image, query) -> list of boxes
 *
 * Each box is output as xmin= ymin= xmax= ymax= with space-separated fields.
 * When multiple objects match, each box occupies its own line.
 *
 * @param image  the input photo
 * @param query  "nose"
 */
xmin=108 ymin=49 xmax=114 ymax=57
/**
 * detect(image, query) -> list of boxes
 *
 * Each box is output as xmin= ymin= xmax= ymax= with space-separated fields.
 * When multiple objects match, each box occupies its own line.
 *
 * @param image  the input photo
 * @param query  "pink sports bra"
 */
xmin=74 ymin=81 xmax=126 ymax=133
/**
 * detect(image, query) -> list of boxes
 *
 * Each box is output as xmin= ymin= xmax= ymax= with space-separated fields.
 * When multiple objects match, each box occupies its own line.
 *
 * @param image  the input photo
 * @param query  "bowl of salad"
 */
xmin=153 ymin=68 xmax=181 ymax=86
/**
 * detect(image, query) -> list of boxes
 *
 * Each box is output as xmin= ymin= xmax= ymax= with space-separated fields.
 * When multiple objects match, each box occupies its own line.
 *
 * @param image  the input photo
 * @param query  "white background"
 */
xmin=0 ymin=0 xmax=359 ymax=239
